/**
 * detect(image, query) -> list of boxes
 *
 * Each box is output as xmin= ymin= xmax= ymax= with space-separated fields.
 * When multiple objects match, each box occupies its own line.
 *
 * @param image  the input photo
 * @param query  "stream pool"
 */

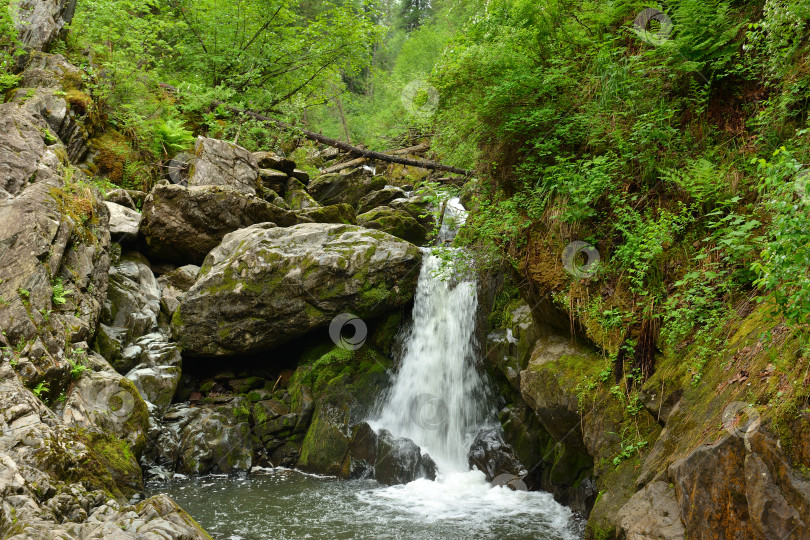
xmin=148 ymin=468 xmax=585 ymax=540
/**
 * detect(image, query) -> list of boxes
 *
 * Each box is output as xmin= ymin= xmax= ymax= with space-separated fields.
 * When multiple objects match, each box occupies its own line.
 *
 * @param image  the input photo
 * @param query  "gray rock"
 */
xmin=105 ymin=189 xmax=136 ymax=210
xmin=62 ymin=354 xmax=151 ymax=455
xmin=292 ymin=168 xmax=310 ymax=185
xmin=616 ymin=481 xmax=686 ymax=540
xmin=172 ymin=223 xmax=422 ymax=356
xmin=144 ymin=400 xmax=253 ymax=476
xmin=298 ymin=203 xmax=356 ymax=224
xmin=141 ymin=184 xmax=300 ymax=264
xmin=105 ymin=202 xmax=140 ymax=245
xmin=254 ymin=151 xmax=295 ymax=175
xmin=11 ymin=86 xmax=90 ymax=163
xmin=157 ymin=264 xmax=200 ymax=316
xmin=0 ymin=102 xmax=63 ymax=196
xmin=0 ymin=362 xmax=149 ymax=536
xmin=188 ymin=137 xmax=260 ymax=195
xmin=12 ymin=0 xmax=76 ymax=51
xmin=357 ymin=187 xmax=407 ymax=214
xmin=102 ymin=252 xmax=161 ymax=343
xmin=307 ymin=168 xmax=386 ymax=207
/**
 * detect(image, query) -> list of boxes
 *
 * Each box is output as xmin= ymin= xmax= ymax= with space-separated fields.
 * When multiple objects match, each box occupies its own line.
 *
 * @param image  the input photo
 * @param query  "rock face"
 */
xmin=188 ymin=137 xmax=260 ymax=195
xmin=357 ymin=206 xmax=428 ymax=246
xmin=668 ymin=432 xmax=810 ymax=539
xmin=0 ymin=103 xmax=110 ymax=396
xmin=299 ymin=203 xmax=357 ymax=225
xmin=12 ymin=0 xmax=76 ymax=51
xmin=467 ymin=427 xmax=527 ymax=482
xmin=173 ymin=223 xmax=423 ymax=356
xmin=140 ymin=184 xmax=301 ymax=264
xmin=616 ymin=481 xmax=686 ymax=540
xmin=307 ymin=169 xmax=386 ymax=207
xmin=0 ymin=363 xmax=208 ymax=538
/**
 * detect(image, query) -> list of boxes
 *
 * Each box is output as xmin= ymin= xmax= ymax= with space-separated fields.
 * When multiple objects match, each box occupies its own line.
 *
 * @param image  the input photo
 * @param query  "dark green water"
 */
xmin=148 ymin=468 xmax=585 ymax=540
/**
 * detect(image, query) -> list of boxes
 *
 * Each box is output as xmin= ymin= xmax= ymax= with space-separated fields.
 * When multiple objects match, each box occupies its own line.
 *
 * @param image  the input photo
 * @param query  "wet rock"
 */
xmin=298 ymin=203 xmax=356 ymax=224
xmin=157 ymin=264 xmax=200 ymax=316
xmin=357 ymin=187 xmax=407 ymax=214
xmin=141 ymin=183 xmax=301 ymax=265
xmin=105 ymin=201 xmax=140 ymax=244
xmin=375 ymin=429 xmax=437 ymax=485
xmin=467 ymin=427 xmax=527 ymax=482
xmin=357 ymin=206 xmax=428 ymax=246
xmin=296 ymin=404 xmax=352 ymax=476
xmin=144 ymin=400 xmax=253 ymax=476
xmin=346 ymin=422 xmax=378 ymax=479
xmin=188 ymin=137 xmax=260 ymax=195
xmin=307 ymin=168 xmax=386 ymax=207
xmin=173 ymin=223 xmax=422 ymax=356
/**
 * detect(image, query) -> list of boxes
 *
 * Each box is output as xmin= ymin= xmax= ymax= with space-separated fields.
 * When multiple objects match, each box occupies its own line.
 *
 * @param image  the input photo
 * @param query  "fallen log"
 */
xmin=159 ymin=83 xmax=473 ymax=177
xmin=321 ymin=143 xmax=431 ymax=174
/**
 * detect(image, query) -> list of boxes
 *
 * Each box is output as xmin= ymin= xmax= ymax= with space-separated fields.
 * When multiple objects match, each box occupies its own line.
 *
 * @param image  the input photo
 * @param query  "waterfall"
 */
xmin=372 ymin=199 xmax=488 ymax=472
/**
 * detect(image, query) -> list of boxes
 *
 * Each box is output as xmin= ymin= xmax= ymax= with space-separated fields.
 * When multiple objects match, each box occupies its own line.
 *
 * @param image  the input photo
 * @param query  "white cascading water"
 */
xmin=372 ymin=198 xmax=489 ymax=471
xmin=372 ymin=252 xmax=487 ymax=471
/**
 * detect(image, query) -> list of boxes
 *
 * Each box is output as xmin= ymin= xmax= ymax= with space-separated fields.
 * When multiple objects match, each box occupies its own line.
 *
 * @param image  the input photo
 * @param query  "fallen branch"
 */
xmin=159 ymin=84 xmax=473 ymax=176
xmin=321 ymin=143 xmax=431 ymax=174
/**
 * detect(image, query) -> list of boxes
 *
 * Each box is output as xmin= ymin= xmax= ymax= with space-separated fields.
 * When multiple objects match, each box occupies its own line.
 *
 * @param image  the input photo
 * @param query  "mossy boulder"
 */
xmin=357 ymin=187 xmax=407 ymax=214
xmin=299 ymin=203 xmax=357 ymax=224
xmin=357 ymin=206 xmax=428 ymax=246
xmin=307 ymin=168 xmax=386 ymax=207
xmin=141 ymin=183 xmax=301 ymax=265
xmin=172 ymin=223 xmax=422 ymax=356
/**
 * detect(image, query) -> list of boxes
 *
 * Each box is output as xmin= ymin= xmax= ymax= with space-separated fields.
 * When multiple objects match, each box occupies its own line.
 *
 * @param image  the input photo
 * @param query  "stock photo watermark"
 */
xmin=329 ymin=312 xmax=368 ymax=351
xmin=633 ymin=8 xmax=673 ymax=46
xmin=409 ymin=393 xmax=449 ymax=431
xmin=401 ymin=80 xmax=439 ymax=118
xmin=562 ymin=241 xmax=601 ymax=279
xmin=721 ymin=401 xmax=761 ymax=439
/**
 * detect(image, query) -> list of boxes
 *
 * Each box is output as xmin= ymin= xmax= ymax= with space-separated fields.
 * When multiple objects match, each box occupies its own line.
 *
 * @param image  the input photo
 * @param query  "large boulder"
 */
xmin=298 ymin=203 xmax=356 ymax=225
xmin=172 ymin=223 xmax=422 ymax=356
xmin=307 ymin=168 xmax=386 ymax=207
xmin=357 ymin=187 xmax=407 ymax=214
xmin=357 ymin=206 xmax=428 ymax=246
xmin=374 ymin=429 xmax=437 ymax=486
xmin=140 ymin=184 xmax=301 ymax=265
xmin=104 ymin=201 xmax=140 ymax=244
xmin=188 ymin=137 xmax=260 ymax=195
xmin=467 ymin=427 xmax=527 ymax=482
xmin=62 ymin=351 xmax=151 ymax=456
xmin=12 ymin=0 xmax=76 ymax=51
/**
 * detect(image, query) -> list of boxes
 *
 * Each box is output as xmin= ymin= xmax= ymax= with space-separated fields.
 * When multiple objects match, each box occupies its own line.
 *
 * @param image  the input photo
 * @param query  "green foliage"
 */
xmin=751 ymin=148 xmax=810 ymax=326
xmin=52 ymin=278 xmax=70 ymax=306
xmin=33 ymin=382 xmax=50 ymax=400
xmin=151 ymin=118 xmax=195 ymax=156
xmin=0 ymin=0 xmax=18 ymax=89
xmin=611 ymin=428 xmax=648 ymax=467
